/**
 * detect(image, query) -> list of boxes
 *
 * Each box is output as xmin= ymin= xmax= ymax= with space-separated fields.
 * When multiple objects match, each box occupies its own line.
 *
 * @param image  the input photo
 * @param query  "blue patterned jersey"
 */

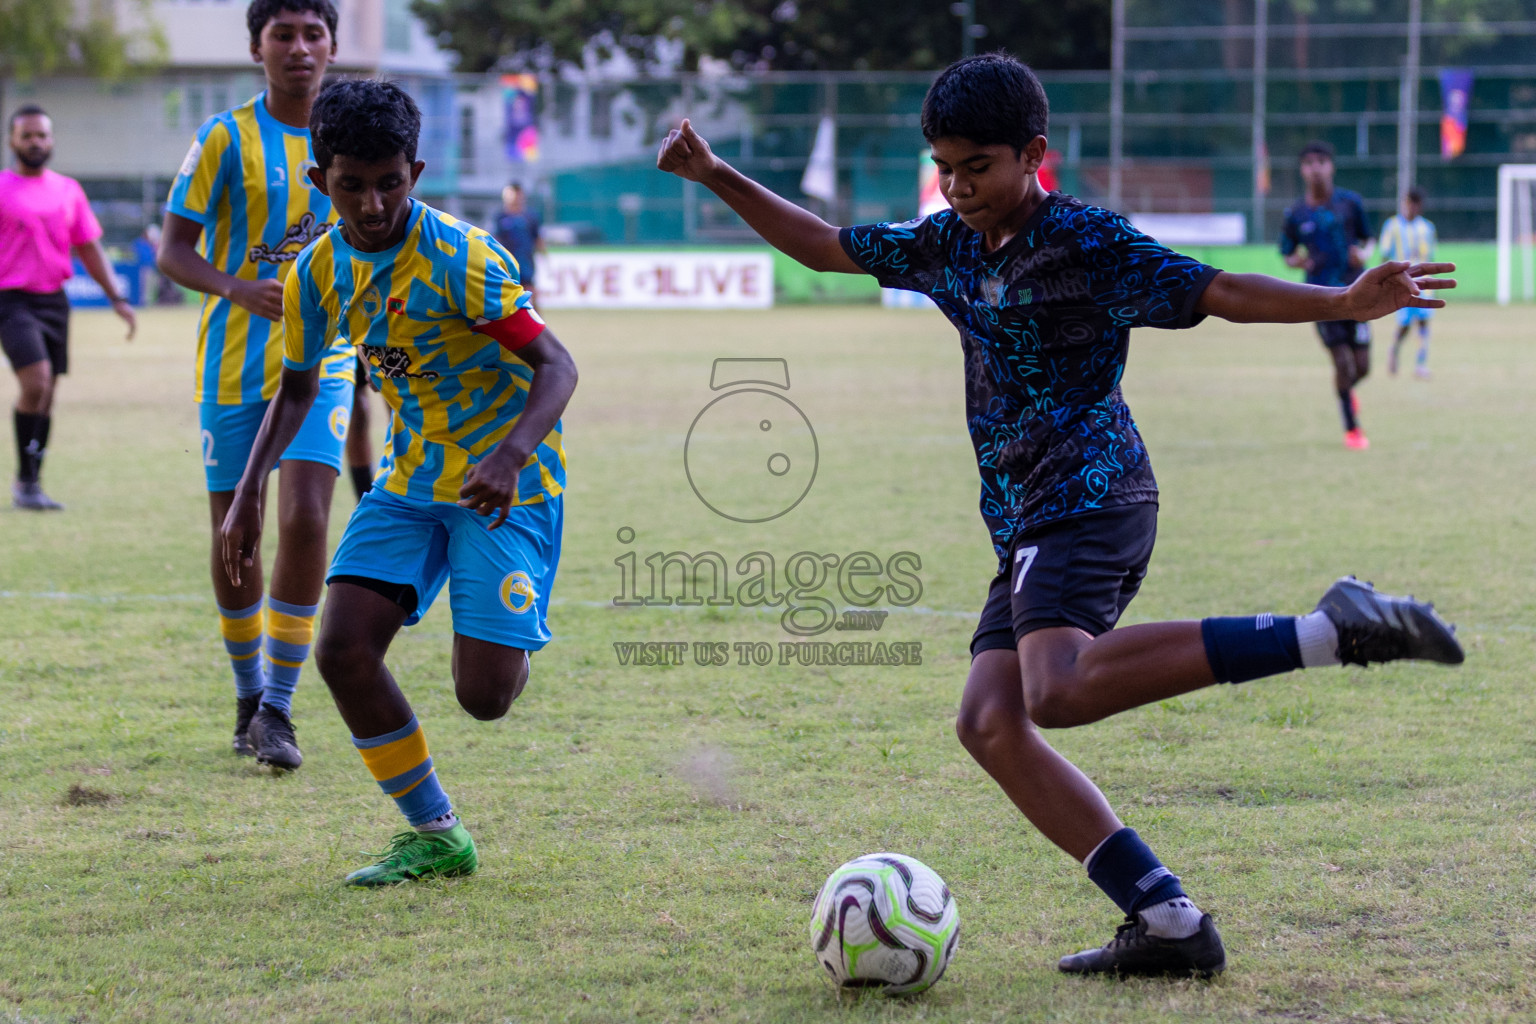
xmin=840 ymin=195 xmax=1218 ymax=566
xmin=1279 ymin=188 xmax=1372 ymax=288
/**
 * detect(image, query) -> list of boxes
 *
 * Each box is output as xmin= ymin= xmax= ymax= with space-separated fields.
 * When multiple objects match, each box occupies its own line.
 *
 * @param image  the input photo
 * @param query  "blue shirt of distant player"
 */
xmin=1279 ymin=188 xmax=1372 ymax=288
xmin=840 ymin=194 xmax=1219 ymax=568
xmin=494 ymin=209 xmax=541 ymax=283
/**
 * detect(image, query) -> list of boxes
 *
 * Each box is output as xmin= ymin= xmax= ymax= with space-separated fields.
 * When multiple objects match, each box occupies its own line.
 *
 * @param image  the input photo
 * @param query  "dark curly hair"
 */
xmin=310 ymin=79 xmax=421 ymax=172
xmin=247 ymin=0 xmax=338 ymax=46
xmin=921 ymin=52 xmax=1049 ymax=156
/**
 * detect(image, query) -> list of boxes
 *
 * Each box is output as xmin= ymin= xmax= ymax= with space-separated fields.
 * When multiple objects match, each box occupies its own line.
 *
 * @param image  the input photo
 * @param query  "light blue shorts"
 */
xmin=327 ymin=486 xmax=562 ymax=650
xmin=198 ymin=375 xmax=355 ymax=492
xmin=1397 ymin=306 xmax=1433 ymax=328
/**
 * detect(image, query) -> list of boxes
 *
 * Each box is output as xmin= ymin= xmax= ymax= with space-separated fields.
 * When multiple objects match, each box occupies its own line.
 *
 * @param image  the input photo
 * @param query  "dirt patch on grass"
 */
xmin=63 ymin=783 xmax=117 ymax=806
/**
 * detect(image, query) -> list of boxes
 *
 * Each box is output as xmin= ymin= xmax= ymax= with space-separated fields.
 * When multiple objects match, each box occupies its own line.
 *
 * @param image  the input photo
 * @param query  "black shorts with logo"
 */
xmin=0 ymin=289 xmax=71 ymax=375
xmin=1315 ymin=319 xmax=1370 ymax=349
xmin=970 ymin=503 xmax=1159 ymax=657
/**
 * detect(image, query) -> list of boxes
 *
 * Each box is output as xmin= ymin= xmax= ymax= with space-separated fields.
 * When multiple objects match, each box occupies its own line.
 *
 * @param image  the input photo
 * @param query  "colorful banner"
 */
xmin=502 ymin=73 xmax=539 ymax=163
xmin=1439 ymin=69 xmax=1473 ymax=160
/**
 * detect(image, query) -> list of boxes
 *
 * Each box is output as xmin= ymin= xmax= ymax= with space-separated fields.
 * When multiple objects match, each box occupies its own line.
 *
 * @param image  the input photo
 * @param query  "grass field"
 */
xmin=3 ymin=302 xmax=1535 ymax=1023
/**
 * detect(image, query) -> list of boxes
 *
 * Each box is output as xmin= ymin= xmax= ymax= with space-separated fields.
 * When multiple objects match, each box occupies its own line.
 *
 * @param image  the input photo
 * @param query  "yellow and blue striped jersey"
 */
xmin=168 ymin=93 xmax=351 ymax=405
xmin=1377 ymin=214 xmax=1436 ymax=264
xmin=284 ymin=199 xmax=564 ymax=506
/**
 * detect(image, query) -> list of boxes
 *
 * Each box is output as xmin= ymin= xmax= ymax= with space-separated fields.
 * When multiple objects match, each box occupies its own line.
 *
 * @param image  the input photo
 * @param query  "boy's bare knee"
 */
xmin=454 ymin=658 xmax=528 ymax=721
xmin=1022 ymin=669 xmax=1090 ymax=729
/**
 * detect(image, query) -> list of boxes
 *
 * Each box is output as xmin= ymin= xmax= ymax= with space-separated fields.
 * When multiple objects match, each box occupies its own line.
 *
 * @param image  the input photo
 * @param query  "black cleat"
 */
xmin=1058 ymin=913 xmax=1226 ymax=978
xmin=248 ymin=703 xmax=303 ymax=771
xmin=233 ymin=694 xmax=261 ymax=757
xmin=1315 ymin=576 xmax=1464 ymax=667
xmin=12 ymin=481 xmax=63 ymax=510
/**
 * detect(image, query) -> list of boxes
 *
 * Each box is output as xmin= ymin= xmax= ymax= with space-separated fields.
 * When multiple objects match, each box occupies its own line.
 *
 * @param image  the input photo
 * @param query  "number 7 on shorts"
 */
xmin=1013 ymin=545 xmax=1039 ymax=594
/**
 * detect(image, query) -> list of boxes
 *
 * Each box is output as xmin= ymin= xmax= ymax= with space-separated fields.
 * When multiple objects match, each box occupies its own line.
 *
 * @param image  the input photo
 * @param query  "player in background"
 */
xmin=157 ymin=0 xmax=347 ymax=771
xmin=1280 ymin=140 xmax=1375 ymax=450
xmin=221 ymin=80 xmax=577 ymax=887
xmin=1378 ymin=187 xmax=1437 ymax=379
xmin=659 ymin=53 xmax=1464 ymax=978
xmin=0 ymin=105 xmax=135 ymax=510
xmin=493 ymin=183 xmax=546 ymax=306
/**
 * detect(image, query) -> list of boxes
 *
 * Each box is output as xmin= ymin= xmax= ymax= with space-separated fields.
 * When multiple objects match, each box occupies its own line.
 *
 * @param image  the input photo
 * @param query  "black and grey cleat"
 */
xmin=1058 ymin=914 xmax=1226 ymax=978
xmin=248 ymin=703 xmax=303 ymax=771
xmin=233 ymin=694 xmax=261 ymax=757
xmin=1315 ymin=576 xmax=1464 ymax=666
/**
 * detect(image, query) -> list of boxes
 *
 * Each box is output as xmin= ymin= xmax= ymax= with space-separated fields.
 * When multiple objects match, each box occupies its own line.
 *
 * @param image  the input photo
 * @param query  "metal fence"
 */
xmin=528 ymin=1 xmax=1536 ymax=243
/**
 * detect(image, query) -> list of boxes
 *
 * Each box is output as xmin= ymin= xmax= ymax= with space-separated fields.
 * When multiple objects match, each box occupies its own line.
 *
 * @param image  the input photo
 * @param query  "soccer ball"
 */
xmin=809 ymin=852 xmax=959 ymax=995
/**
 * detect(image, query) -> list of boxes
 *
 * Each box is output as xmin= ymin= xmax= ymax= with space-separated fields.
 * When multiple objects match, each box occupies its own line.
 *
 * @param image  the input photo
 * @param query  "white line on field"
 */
xmin=1 ymin=591 xmax=1526 ymax=637
xmin=0 ymin=589 xmax=975 ymax=620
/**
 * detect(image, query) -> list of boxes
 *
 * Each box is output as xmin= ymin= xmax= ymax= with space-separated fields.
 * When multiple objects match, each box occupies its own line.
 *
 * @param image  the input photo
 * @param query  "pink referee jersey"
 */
xmin=0 ymin=168 xmax=102 ymax=294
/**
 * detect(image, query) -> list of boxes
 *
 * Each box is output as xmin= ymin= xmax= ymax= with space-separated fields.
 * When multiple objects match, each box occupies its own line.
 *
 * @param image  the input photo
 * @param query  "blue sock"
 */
xmin=262 ymin=597 xmax=317 ymax=715
xmin=217 ymin=600 xmax=266 ymax=699
xmin=1201 ymin=613 xmax=1302 ymax=684
xmin=353 ymin=716 xmax=454 ymax=827
xmin=1085 ymin=827 xmax=1187 ymax=916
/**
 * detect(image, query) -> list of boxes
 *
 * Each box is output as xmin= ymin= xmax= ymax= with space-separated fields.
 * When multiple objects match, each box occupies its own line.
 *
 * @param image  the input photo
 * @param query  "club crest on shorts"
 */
xmin=329 ymin=405 xmax=351 ymax=441
xmin=500 ymin=571 xmax=536 ymax=614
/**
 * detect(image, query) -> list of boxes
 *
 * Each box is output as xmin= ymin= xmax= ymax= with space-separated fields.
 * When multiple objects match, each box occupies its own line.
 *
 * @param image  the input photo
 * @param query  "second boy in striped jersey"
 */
xmin=158 ymin=0 xmax=348 ymax=771
xmin=222 ymin=80 xmax=577 ymax=886
xmin=1378 ymin=188 xmax=1438 ymax=379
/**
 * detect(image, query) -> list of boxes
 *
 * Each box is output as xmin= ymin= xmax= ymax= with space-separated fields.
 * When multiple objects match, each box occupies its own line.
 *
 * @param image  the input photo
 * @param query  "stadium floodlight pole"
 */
xmin=1109 ymin=0 xmax=1124 ymax=212
xmin=950 ymin=2 xmax=976 ymax=59
xmin=1397 ymin=0 xmax=1423 ymax=203
xmin=1251 ymin=0 xmax=1268 ymax=244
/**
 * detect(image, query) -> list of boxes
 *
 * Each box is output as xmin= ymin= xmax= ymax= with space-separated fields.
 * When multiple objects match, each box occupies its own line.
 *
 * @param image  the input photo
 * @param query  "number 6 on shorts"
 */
xmin=1012 ymin=545 xmax=1038 ymax=594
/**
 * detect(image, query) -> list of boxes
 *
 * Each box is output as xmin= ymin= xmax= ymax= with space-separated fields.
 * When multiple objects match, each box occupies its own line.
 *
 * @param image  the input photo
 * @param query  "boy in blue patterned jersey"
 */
xmin=158 ymin=0 xmax=349 ymax=770
xmin=1280 ymin=140 xmax=1376 ymax=449
xmin=660 ymin=53 xmax=1464 ymax=978
xmin=1378 ymin=187 xmax=1438 ymax=378
xmin=222 ymin=80 xmax=577 ymax=887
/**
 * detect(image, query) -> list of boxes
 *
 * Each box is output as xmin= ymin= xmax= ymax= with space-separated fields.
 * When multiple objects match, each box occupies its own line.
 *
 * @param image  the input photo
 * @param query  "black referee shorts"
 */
xmin=0 ymin=289 xmax=71 ymax=375
xmin=971 ymin=503 xmax=1158 ymax=657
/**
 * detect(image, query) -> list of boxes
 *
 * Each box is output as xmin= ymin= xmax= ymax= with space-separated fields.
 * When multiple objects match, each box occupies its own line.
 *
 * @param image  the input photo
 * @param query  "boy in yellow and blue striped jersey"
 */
xmin=221 ymin=80 xmax=578 ymax=887
xmin=158 ymin=1 xmax=353 ymax=772
xmin=1378 ymin=187 xmax=1438 ymax=378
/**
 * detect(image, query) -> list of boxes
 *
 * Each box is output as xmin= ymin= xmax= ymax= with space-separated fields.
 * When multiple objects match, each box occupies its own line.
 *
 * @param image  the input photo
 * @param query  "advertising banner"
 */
xmin=537 ymin=251 xmax=774 ymax=309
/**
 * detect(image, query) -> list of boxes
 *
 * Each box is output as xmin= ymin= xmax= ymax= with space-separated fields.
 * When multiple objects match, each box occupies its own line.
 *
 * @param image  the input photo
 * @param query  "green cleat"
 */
xmin=344 ymin=824 xmax=478 ymax=887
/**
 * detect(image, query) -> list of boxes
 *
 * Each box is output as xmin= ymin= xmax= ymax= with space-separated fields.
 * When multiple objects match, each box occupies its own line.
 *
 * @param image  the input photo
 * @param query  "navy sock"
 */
xmin=1201 ymin=613 xmax=1302 ymax=684
xmin=1085 ymin=827 xmax=1187 ymax=916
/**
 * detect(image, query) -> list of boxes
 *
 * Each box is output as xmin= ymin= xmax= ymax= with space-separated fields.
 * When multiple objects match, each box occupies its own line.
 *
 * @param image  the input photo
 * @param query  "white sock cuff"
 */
xmin=1295 ymin=610 xmax=1340 ymax=668
xmin=1083 ymin=833 xmax=1114 ymax=870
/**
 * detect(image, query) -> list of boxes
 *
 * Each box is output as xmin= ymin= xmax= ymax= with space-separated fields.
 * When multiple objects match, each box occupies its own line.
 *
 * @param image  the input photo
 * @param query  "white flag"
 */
xmin=800 ymin=116 xmax=837 ymax=203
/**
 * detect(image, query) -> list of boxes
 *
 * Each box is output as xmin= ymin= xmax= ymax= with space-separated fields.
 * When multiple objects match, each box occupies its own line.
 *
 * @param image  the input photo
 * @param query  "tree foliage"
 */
xmin=0 ymin=0 xmax=165 ymax=81
xmin=410 ymin=0 xmax=1111 ymax=73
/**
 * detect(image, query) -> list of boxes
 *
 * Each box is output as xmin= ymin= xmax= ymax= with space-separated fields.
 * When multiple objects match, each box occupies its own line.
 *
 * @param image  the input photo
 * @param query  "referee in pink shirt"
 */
xmin=0 ymin=104 xmax=135 ymax=510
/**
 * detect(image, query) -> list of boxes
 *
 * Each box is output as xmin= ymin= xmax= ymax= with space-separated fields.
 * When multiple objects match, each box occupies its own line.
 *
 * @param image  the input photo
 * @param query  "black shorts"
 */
xmin=970 ymin=503 xmax=1158 ymax=657
xmin=0 ymin=289 xmax=70 ymax=375
xmin=1316 ymin=319 xmax=1370 ymax=349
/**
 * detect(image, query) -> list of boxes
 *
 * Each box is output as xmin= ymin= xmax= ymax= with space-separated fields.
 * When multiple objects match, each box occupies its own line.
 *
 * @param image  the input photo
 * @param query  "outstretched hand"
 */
xmin=656 ymin=119 xmax=718 ymax=182
xmin=1343 ymin=261 xmax=1456 ymax=322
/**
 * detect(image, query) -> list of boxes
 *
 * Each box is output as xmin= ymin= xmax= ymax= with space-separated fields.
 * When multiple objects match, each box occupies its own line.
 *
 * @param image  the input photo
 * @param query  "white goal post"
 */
xmin=1496 ymin=164 xmax=1536 ymax=305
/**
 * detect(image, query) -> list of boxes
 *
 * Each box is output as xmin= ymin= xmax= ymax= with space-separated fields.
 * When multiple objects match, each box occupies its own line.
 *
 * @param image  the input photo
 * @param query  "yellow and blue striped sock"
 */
xmin=217 ymin=600 xmax=266 ymax=699
xmin=262 ymin=597 xmax=316 ymax=714
xmin=352 ymin=716 xmax=453 ymax=827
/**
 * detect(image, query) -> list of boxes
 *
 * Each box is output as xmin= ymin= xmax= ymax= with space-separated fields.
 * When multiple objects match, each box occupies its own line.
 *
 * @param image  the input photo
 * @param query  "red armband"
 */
xmin=471 ymin=307 xmax=547 ymax=352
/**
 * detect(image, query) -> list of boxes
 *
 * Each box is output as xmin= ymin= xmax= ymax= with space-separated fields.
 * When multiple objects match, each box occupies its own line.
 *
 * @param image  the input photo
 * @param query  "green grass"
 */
xmin=3 ymin=303 xmax=1536 ymax=1023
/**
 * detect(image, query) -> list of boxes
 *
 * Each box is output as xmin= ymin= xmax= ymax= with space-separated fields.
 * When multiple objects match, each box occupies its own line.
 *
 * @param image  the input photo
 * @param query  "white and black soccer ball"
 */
xmin=809 ymin=852 xmax=959 ymax=995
